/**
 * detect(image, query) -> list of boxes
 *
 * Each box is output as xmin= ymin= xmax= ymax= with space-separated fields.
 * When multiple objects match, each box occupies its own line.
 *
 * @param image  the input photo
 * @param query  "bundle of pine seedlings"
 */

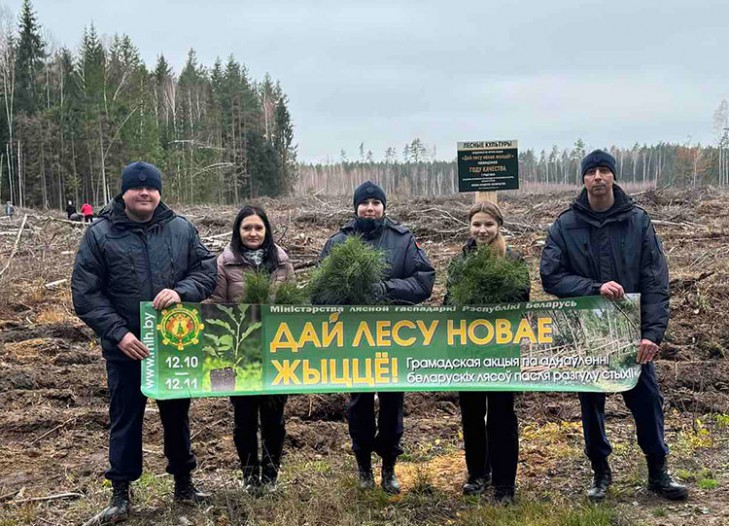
xmin=309 ymin=236 xmax=388 ymax=305
xmin=446 ymin=244 xmax=529 ymax=306
xmin=242 ymin=270 xmax=309 ymax=305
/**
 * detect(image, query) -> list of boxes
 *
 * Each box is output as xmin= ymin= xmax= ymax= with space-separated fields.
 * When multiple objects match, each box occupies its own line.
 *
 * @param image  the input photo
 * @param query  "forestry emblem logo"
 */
xmin=158 ymin=305 xmax=204 ymax=351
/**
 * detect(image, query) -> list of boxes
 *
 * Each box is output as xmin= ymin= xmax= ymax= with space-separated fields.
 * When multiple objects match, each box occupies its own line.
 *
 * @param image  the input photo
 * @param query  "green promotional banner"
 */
xmin=140 ymin=295 xmax=643 ymax=400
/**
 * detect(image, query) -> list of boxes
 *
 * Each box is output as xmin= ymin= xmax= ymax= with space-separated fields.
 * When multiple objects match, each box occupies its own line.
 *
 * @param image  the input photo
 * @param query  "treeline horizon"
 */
xmin=0 ymin=0 xmax=297 ymax=210
xmin=296 ymin=138 xmax=729 ymax=197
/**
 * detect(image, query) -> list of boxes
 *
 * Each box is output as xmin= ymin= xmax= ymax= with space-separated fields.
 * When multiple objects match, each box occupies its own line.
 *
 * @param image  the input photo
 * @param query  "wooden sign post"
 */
xmin=457 ymin=140 xmax=519 ymax=204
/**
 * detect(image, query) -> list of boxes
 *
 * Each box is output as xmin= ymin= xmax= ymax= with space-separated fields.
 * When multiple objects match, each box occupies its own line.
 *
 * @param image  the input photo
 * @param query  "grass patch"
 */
xmin=459 ymin=500 xmax=623 ymax=526
xmin=697 ymin=478 xmax=719 ymax=490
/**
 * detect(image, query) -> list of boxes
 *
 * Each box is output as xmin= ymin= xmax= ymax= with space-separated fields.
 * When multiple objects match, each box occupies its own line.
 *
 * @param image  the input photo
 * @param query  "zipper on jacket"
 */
xmin=584 ymin=236 xmax=599 ymax=280
xmin=141 ymin=229 xmax=154 ymax=299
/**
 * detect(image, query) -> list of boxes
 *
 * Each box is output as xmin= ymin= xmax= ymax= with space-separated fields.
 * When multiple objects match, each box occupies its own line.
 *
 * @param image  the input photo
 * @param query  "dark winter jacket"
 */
xmin=72 ymin=197 xmax=217 ymax=360
xmin=444 ymin=239 xmax=531 ymax=305
xmin=539 ymin=185 xmax=669 ymax=344
xmin=319 ymin=217 xmax=435 ymax=305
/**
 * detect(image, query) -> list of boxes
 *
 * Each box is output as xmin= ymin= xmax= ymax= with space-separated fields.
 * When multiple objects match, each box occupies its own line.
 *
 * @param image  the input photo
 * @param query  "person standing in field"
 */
xmin=210 ymin=205 xmax=295 ymax=495
xmin=319 ymin=181 xmax=435 ymax=494
xmin=66 ymin=200 xmax=77 ymax=219
xmin=539 ymin=149 xmax=688 ymax=502
xmin=72 ymin=161 xmax=217 ymax=524
xmin=444 ymin=201 xmax=529 ymax=504
xmin=81 ymin=201 xmax=94 ymax=223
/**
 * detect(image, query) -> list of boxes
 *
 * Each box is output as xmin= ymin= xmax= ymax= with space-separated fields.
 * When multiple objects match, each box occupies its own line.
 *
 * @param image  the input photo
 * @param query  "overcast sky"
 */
xmin=5 ymin=0 xmax=728 ymax=162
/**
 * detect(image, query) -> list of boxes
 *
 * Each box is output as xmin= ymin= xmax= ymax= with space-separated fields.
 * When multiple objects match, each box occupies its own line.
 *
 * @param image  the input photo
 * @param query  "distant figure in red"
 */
xmin=80 ymin=202 xmax=94 ymax=223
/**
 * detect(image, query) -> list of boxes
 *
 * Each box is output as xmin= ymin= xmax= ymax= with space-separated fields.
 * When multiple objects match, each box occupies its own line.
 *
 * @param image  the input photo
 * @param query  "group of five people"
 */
xmin=72 ymin=150 xmax=687 ymax=524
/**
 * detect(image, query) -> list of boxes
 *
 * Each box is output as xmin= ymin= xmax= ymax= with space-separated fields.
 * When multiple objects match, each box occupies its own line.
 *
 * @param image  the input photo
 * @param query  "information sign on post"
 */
xmin=457 ymin=140 xmax=520 ymax=203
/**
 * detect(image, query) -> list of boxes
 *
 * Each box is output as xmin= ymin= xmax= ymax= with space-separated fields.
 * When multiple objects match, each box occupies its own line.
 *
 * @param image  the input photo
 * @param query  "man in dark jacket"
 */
xmin=540 ymin=150 xmax=687 ymax=502
xmin=72 ymin=161 xmax=217 ymax=524
xmin=319 ymin=181 xmax=435 ymax=494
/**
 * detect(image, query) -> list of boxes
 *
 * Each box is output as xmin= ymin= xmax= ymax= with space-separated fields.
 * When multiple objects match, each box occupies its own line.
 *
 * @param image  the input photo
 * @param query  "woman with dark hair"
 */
xmin=444 ymin=201 xmax=529 ymax=504
xmin=211 ymin=205 xmax=294 ymax=493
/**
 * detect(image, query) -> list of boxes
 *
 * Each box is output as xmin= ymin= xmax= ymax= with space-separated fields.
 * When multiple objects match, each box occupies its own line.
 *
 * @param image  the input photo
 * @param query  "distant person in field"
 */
xmin=443 ymin=201 xmax=529 ymax=504
xmin=5 ymin=201 xmax=14 ymax=218
xmin=66 ymin=200 xmax=77 ymax=219
xmin=539 ymin=149 xmax=687 ymax=502
xmin=72 ymin=161 xmax=217 ymax=524
xmin=210 ymin=205 xmax=295 ymax=495
xmin=81 ymin=201 xmax=94 ymax=222
xmin=319 ymin=181 xmax=435 ymax=494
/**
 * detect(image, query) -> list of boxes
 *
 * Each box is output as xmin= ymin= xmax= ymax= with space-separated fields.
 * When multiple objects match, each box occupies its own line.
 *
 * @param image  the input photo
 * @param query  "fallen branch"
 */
xmin=0 ymin=214 xmax=28 ymax=279
xmin=669 ymin=271 xmax=715 ymax=292
xmin=190 ymin=418 xmax=226 ymax=441
xmin=44 ymin=279 xmax=68 ymax=290
xmin=0 ymin=489 xmax=21 ymax=502
xmin=4 ymin=492 xmax=84 ymax=505
xmin=30 ymin=417 xmax=77 ymax=445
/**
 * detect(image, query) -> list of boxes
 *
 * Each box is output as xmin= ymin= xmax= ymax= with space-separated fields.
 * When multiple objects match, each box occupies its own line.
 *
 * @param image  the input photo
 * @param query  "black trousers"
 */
xmin=348 ymin=392 xmax=404 ymax=461
xmin=459 ymin=391 xmax=518 ymax=489
xmin=231 ymin=394 xmax=288 ymax=479
xmin=105 ymin=360 xmax=197 ymax=481
xmin=579 ymin=362 xmax=669 ymax=461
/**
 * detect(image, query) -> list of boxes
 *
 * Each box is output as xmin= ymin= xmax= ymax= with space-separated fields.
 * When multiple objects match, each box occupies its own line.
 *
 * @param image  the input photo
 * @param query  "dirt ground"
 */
xmin=0 ymin=187 xmax=727 ymax=525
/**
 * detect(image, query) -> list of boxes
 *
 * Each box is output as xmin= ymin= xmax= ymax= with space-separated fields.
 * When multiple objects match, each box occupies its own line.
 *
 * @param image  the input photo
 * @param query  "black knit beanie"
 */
xmin=581 ymin=150 xmax=617 ymax=180
xmin=353 ymin=181 xmax=386 ymax=210
xmin=121 ymin=161 xmax=163 ymax=194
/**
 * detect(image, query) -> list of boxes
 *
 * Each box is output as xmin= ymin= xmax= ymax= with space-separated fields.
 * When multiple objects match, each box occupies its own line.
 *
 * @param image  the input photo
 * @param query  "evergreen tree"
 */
xmin=14 ymin=0 xmax=44 ymax=115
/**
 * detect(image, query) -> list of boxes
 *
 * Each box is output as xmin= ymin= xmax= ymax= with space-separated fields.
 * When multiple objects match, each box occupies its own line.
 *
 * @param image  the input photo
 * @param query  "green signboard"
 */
xmin=140 ymin=295 xmax=642 ymax=399
xmin=457 ymin=140 xmax=519 ymax=191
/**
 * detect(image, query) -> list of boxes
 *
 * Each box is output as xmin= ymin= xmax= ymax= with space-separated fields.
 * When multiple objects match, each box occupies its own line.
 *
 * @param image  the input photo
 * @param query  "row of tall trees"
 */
xmin=0 ymin=0 xmax=297 ymax=209
xmin=298 ymin=128 xmax=729 ymax=196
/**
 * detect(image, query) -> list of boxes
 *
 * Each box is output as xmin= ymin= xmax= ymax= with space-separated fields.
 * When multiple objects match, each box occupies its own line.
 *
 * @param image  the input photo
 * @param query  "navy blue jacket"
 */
xmin=319 ymin=217 xmax=435 ymax=305
xmin=539 ymin=185 xmax=669 ymax=344
xmin=72 ymin=198 xmax=217 ymax=360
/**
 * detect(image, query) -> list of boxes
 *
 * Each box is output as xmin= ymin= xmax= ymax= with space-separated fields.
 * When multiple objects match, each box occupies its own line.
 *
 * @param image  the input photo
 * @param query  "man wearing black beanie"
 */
xmin=540 ymin=150 xmax=687 ymax=503
xmin=72 ymin=161 xmax=217 ymax=523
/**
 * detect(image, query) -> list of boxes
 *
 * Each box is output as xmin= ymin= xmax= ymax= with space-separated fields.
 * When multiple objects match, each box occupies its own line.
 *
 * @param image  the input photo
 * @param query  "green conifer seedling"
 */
xmin=446 ymin=245 xmax=529 ymax=306
xmin=309 ymin=236 xmax=388 ymax=305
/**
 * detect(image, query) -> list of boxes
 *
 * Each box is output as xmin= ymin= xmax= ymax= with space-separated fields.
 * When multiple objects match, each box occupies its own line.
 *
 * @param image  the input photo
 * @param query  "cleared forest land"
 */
xmin=0 ymin=188 xmax=727 ymax=525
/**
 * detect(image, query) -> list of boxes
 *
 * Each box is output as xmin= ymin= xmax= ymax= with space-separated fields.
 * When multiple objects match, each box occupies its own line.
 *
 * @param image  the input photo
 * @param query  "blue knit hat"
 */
xmin=121 ymin=161 xmax=163 ymax=194
xmin=581 ymin=150 xmax=617 ymax=180
xmin=353 ymin=181 xmax=386 ymax=210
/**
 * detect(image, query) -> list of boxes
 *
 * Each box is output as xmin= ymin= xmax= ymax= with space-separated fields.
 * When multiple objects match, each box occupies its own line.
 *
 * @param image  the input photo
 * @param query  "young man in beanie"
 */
xmin=319 ymin=181 xmax=435 ymax=493
xmin=539 ymin=150 xmax=687 ymax=502
xmin=72 ymin=161 xmax=217 ymax=523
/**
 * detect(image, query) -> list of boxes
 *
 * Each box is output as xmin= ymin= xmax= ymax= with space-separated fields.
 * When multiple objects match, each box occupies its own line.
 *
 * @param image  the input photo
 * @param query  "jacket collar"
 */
xmin=571 ymin=184 xmax=635 ymax=226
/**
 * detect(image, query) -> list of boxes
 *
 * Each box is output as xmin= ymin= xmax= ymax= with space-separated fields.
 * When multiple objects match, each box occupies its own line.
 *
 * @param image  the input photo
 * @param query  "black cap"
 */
xmin=121 ymin=161 xmax=163 ymax=194
xmin=353 ymin=181 xmax=386 ymax=210
xmin=581 ymin=149 xmax=617 ymax=180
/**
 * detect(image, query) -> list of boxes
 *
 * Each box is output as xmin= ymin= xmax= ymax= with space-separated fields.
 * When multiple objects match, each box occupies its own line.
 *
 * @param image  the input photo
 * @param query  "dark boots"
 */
xmin=173 ymin=472 xmax=211 ymax=504
xmin=462 ymin=477 xmax=487 ymax=496
xmin=381 ymin=459 xmax=401 ymax=495
xmin=261 ymin=463 xmax=279 ymax=492
xmin=647 ymin=456 xmax=688 ymax=500
xmin=242 ymin=466 xmax=261 ymax=494
xmin=493 ymin=485 xmax=516 ymax=505
xmin=356 ymin=453 xmax=374 ymax=490
xmin=95 ymin=480 xmax=130 ymax=524
xmin=587 ymin=457 xmax=612 ymax=502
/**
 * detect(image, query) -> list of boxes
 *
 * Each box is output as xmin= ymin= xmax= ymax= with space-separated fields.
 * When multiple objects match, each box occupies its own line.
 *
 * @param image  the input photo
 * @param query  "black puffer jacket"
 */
xmin=539 ymin=185 xmax=669 ymax=344
xmin=319 ymin=217 xmax=435 ymax=305
xmin=72 ymin=197 xmax=217 ymax=360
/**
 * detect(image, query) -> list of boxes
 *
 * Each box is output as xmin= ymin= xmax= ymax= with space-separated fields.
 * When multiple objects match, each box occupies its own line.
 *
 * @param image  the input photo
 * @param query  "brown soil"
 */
xmin=0 ymin=188 xmax=727 ymax=525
